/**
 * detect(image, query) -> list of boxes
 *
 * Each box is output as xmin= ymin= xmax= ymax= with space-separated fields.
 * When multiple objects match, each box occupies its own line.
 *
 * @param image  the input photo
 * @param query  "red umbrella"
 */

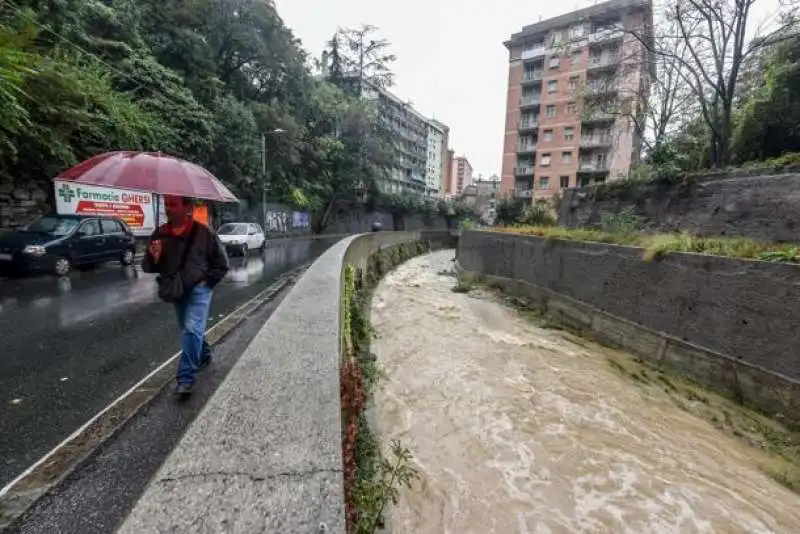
xmin=56 ymin=151 xmax=239 ymax=203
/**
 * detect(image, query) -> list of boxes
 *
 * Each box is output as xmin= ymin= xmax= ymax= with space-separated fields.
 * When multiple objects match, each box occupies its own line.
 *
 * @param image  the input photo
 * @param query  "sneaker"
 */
xmin=174 ymin=382 xmax=194 ymax=397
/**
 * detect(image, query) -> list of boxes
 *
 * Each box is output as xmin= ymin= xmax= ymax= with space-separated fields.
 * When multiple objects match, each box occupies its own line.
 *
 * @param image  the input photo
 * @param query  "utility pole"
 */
xmin=261 ymin=129 xmax=285 ymax=230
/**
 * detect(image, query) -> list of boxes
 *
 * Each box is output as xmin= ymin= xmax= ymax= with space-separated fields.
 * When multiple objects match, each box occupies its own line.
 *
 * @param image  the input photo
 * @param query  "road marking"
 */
xmin=0 ymin=266 xmax=307 ymax=524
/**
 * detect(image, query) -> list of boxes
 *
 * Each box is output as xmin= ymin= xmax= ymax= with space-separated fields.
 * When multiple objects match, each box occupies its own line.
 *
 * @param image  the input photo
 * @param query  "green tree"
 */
xmin=732 ymin=35 xmax=800 ymax=163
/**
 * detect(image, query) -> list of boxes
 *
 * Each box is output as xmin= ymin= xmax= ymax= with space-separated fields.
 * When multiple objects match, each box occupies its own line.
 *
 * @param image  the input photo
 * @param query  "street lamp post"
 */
xmin=261 ymin=128 xmax=285 ymax=230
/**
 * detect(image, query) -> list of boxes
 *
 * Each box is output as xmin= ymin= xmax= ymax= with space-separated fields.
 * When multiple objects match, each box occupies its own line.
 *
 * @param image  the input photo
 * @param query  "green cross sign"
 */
xmin=58 ymin=183 xmax=76 ymax=203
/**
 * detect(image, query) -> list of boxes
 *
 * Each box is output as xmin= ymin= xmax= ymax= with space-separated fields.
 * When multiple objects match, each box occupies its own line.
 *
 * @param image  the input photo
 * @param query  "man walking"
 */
xmin=142 ymin=195 xmax=229 ymax=397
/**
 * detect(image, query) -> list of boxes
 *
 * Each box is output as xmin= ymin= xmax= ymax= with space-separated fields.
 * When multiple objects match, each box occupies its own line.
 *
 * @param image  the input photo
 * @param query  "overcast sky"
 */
xmin=274 ymin=0 xmax=781 ymax=179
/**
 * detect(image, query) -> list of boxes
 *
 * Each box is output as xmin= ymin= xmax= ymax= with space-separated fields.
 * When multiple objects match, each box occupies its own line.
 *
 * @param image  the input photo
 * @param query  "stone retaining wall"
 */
xmin=118 ymin=230 xmax=455 ymax=534
xmin=558 ymin=171 xmax=800 ymax=242
xmin=456 ymin=230 xmax=800 ymax=425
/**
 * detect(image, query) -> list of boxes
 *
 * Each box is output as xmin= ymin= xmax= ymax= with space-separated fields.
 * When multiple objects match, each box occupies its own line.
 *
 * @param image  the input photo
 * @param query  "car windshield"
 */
xmin=217 ymin=223 xmax=248 ymax=235
xmin=24 ymin=216 xmax=79 ymax=236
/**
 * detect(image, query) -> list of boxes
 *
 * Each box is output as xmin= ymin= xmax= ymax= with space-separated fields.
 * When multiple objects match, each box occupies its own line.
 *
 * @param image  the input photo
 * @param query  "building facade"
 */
xmin=425 ymin=119 xmax=449 ymax=197
xmin=359 ymin=82 xmax=452 ymax=197
xmin=461 ymin=176 xmax=500 ymax=223
xmin=500 ymin=0 xmax=652 ymax=200
xmin=450 ymin=156 xmax=474 ymax=197
xmin=443 ymin=149 xmax=455 ymax=199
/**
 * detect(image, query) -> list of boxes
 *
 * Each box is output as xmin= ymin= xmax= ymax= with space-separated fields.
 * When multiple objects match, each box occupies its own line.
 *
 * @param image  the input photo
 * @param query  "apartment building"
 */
xmin=500 ymin=0 xmax=652 ymax=200
xmin=426 ymin=119 xmax=449 ymax=197
xmin=443 ymin=149 xmax=455 ymax=198
xmin=461 ymin=176 xmax=500 ymax=223
xmin=447 ymin=156 xmax=474 ymax=197
xmin=356 ymin=80 xmax=452 ymax=196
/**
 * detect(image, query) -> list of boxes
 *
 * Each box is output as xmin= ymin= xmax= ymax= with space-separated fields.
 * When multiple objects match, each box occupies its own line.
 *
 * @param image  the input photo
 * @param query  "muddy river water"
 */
xmin=370 ymin=250 xmax=800 ymax=534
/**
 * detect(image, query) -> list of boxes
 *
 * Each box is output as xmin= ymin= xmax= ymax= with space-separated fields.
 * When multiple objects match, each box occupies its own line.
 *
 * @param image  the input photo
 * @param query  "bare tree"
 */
xmin=627 ymin=0 xmax=799 ymax=167
xmin=581 ymin=17 xmax=695 ymax=158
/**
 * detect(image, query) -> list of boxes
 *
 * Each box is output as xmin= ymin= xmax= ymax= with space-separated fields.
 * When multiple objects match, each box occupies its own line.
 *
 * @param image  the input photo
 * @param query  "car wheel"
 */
xmin=54 ymin=257 xmax=72 ymax=277
xmin=120 ymin=248 xmax=135 ymax=266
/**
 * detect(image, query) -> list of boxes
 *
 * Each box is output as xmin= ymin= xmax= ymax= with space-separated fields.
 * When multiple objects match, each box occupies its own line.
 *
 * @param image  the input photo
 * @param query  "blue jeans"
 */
xmin=173 ymin=284 xmax=213 ymax=385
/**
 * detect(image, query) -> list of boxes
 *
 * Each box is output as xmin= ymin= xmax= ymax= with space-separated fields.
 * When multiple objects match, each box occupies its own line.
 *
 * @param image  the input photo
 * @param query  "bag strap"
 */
xmin=175 ymin=223 xmax=199 ymax=273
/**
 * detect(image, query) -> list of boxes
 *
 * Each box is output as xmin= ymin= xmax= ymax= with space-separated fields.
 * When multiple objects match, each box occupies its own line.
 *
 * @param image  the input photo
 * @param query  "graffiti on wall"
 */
xmin=292 ymin=211 xmax=310 ymax=229
xmin=263 ymin=210 xmax=311 ymax=233
xmin=264 ymin=210 xmax=291 ymax=232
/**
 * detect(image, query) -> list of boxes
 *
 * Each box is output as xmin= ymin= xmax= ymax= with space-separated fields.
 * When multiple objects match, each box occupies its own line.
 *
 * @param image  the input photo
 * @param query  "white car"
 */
xmin=216 ymin=222 xmax=266 ymax=256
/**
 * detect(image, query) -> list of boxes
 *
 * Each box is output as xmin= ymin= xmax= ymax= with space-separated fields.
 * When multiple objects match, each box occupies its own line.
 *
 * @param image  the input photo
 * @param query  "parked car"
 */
xmin=0 ymin=214 xmax=137 ymax=276
xmin=216 ymin=222 xmax=265 ymax=256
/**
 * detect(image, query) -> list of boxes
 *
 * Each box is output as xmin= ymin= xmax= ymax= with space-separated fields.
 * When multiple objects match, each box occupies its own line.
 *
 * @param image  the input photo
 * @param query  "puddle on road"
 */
xmin=370 ymin=250 xmax=800 ymax=534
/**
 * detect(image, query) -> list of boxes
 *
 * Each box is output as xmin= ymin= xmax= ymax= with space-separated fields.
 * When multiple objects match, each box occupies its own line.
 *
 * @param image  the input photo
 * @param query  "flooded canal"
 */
xmin=370 ymin=250 xmax=800 ymax=534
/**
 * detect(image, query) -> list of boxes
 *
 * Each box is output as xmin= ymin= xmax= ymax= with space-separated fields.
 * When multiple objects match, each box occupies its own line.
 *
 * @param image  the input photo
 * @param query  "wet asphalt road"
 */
xmin=0 ymin=237 xmax=337 ymax=489
xmin=7 ymin=273 xmax=296 ymax=534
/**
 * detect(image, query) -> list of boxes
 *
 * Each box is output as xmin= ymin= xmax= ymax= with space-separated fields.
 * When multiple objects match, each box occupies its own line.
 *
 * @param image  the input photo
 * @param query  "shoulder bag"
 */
xmin=157 ymin=224 xmax=198 ymax=303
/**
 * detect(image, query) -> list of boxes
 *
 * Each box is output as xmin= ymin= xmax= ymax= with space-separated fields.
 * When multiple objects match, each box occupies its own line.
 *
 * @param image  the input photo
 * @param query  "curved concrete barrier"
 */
xmin=456 ymin=230 xmax=800 ymax=426
xmin=118 ymin=231 xmax=454 ymax=534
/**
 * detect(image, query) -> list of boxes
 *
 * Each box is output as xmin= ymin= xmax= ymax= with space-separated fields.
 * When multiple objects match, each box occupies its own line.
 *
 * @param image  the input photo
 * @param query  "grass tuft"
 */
xmin=489 ymin=226 xmax=800 ymax=263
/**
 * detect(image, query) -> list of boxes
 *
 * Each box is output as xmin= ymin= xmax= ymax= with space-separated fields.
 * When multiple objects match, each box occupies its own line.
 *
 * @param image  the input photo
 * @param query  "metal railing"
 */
xmin=517 ymin=141 xmax=537 ymax=152
xmin=589 ymin=28 xmax=622 ymax=43
xmin=519 ymin=117 xmax=539 ymax=129
xmin=521 ymin=46 xmax=546 ymax=59
xmin=580 ymin=136 xmax=612 ymax=147
xmin=588 ymin=55 xmax=620 ymax=69
xmin=520 ymin=94 xmax=541 ymax=106
xmin=522 ymin=71 xmax=543 ymax=82
xmin=578 ymin=161 xmax=609 ymax=171
xmin=515 ymin=167 xmax=534 ymax=176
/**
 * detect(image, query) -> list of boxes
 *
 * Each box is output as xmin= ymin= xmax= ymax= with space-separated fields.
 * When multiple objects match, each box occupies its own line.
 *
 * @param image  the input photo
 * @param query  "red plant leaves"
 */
xmin=341 ymin=356 xmax=366 ymax=533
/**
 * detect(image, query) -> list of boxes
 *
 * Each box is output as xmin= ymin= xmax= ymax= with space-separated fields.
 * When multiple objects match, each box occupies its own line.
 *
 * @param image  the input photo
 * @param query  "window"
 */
xmin=543 ymin=129 xmax=554 ymax=142
xmin=566 ymin=102 xmax=578 ymax=115
xmin=569 ymin=25 xmax=584 ymax=38
xmin=564 ymin=126 xmax=574 ymax=141
xmin=547 ymin=80 xmax=557 ymax=93
xmin=562 ymin=151 xmax=573 ymax=164
xmin=571 ymin=51 xmax=581 ymax=65
xmin=100 ymin=219 xmax=123 ymax=234
xmin=79 ymin=220 xmax=101 ymax=237
xmin=569 ymin=75 xmax=580 ymax=90
xmin=538 ymin=176 xmax=550 ymax=189
xmin=549 ymin=57 xmax=560 ymax=69
xmin=560 ymin=175 xmax=571 ymax=188
xmin=540 ymin=153 xmax=551 ymax=166
xmin=546 ymin=105 xmax=556 ymax=118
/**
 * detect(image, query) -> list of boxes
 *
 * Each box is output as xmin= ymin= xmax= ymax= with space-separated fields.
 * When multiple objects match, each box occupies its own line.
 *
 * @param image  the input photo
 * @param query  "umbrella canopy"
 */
xmin=57 ymin=151 xmax=239 ymax=203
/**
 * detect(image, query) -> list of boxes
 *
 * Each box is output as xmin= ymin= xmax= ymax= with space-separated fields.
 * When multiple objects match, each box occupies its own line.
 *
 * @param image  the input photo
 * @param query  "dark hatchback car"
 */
xmin=0 ymin=214 xmax=137 ymax=276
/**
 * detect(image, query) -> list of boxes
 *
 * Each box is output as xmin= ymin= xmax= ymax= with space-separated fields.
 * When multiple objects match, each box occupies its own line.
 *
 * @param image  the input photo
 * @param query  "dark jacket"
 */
xmin=142 ymin=222 xmax=229 ymax=290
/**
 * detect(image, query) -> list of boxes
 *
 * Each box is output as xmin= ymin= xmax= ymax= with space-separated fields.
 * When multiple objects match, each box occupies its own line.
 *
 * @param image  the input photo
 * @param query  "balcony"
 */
xmin=582 ymin=109 xmax=616 ymax=123
xmin=519 ymin=116 xmax=539 ymax=131
xmin=522 ymin=70 xmax=543 ymax=83
xmin=580 ymin=136 xmax=613 ymax=148
xmin=587 ymin=82 xmax=618 ymax=94
xmin=589 ymin=28 xmax=623 ymax=44
xmin=578 ymin=161 xmax=609 ymax=173
xmin=515 ymin=189 xmax=534 ymax=198
xmin=515 ymin=166 xmax=534 ymax=176
xmin=517 ymin=141 xmax=537 ymax=153
xmin=521 ymin=45 xmax=546 ymax=60
xmin=587 ymin=55 xmax=620 ymax=70
xmin=520 ymin=94 xmax=541 ymax=107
